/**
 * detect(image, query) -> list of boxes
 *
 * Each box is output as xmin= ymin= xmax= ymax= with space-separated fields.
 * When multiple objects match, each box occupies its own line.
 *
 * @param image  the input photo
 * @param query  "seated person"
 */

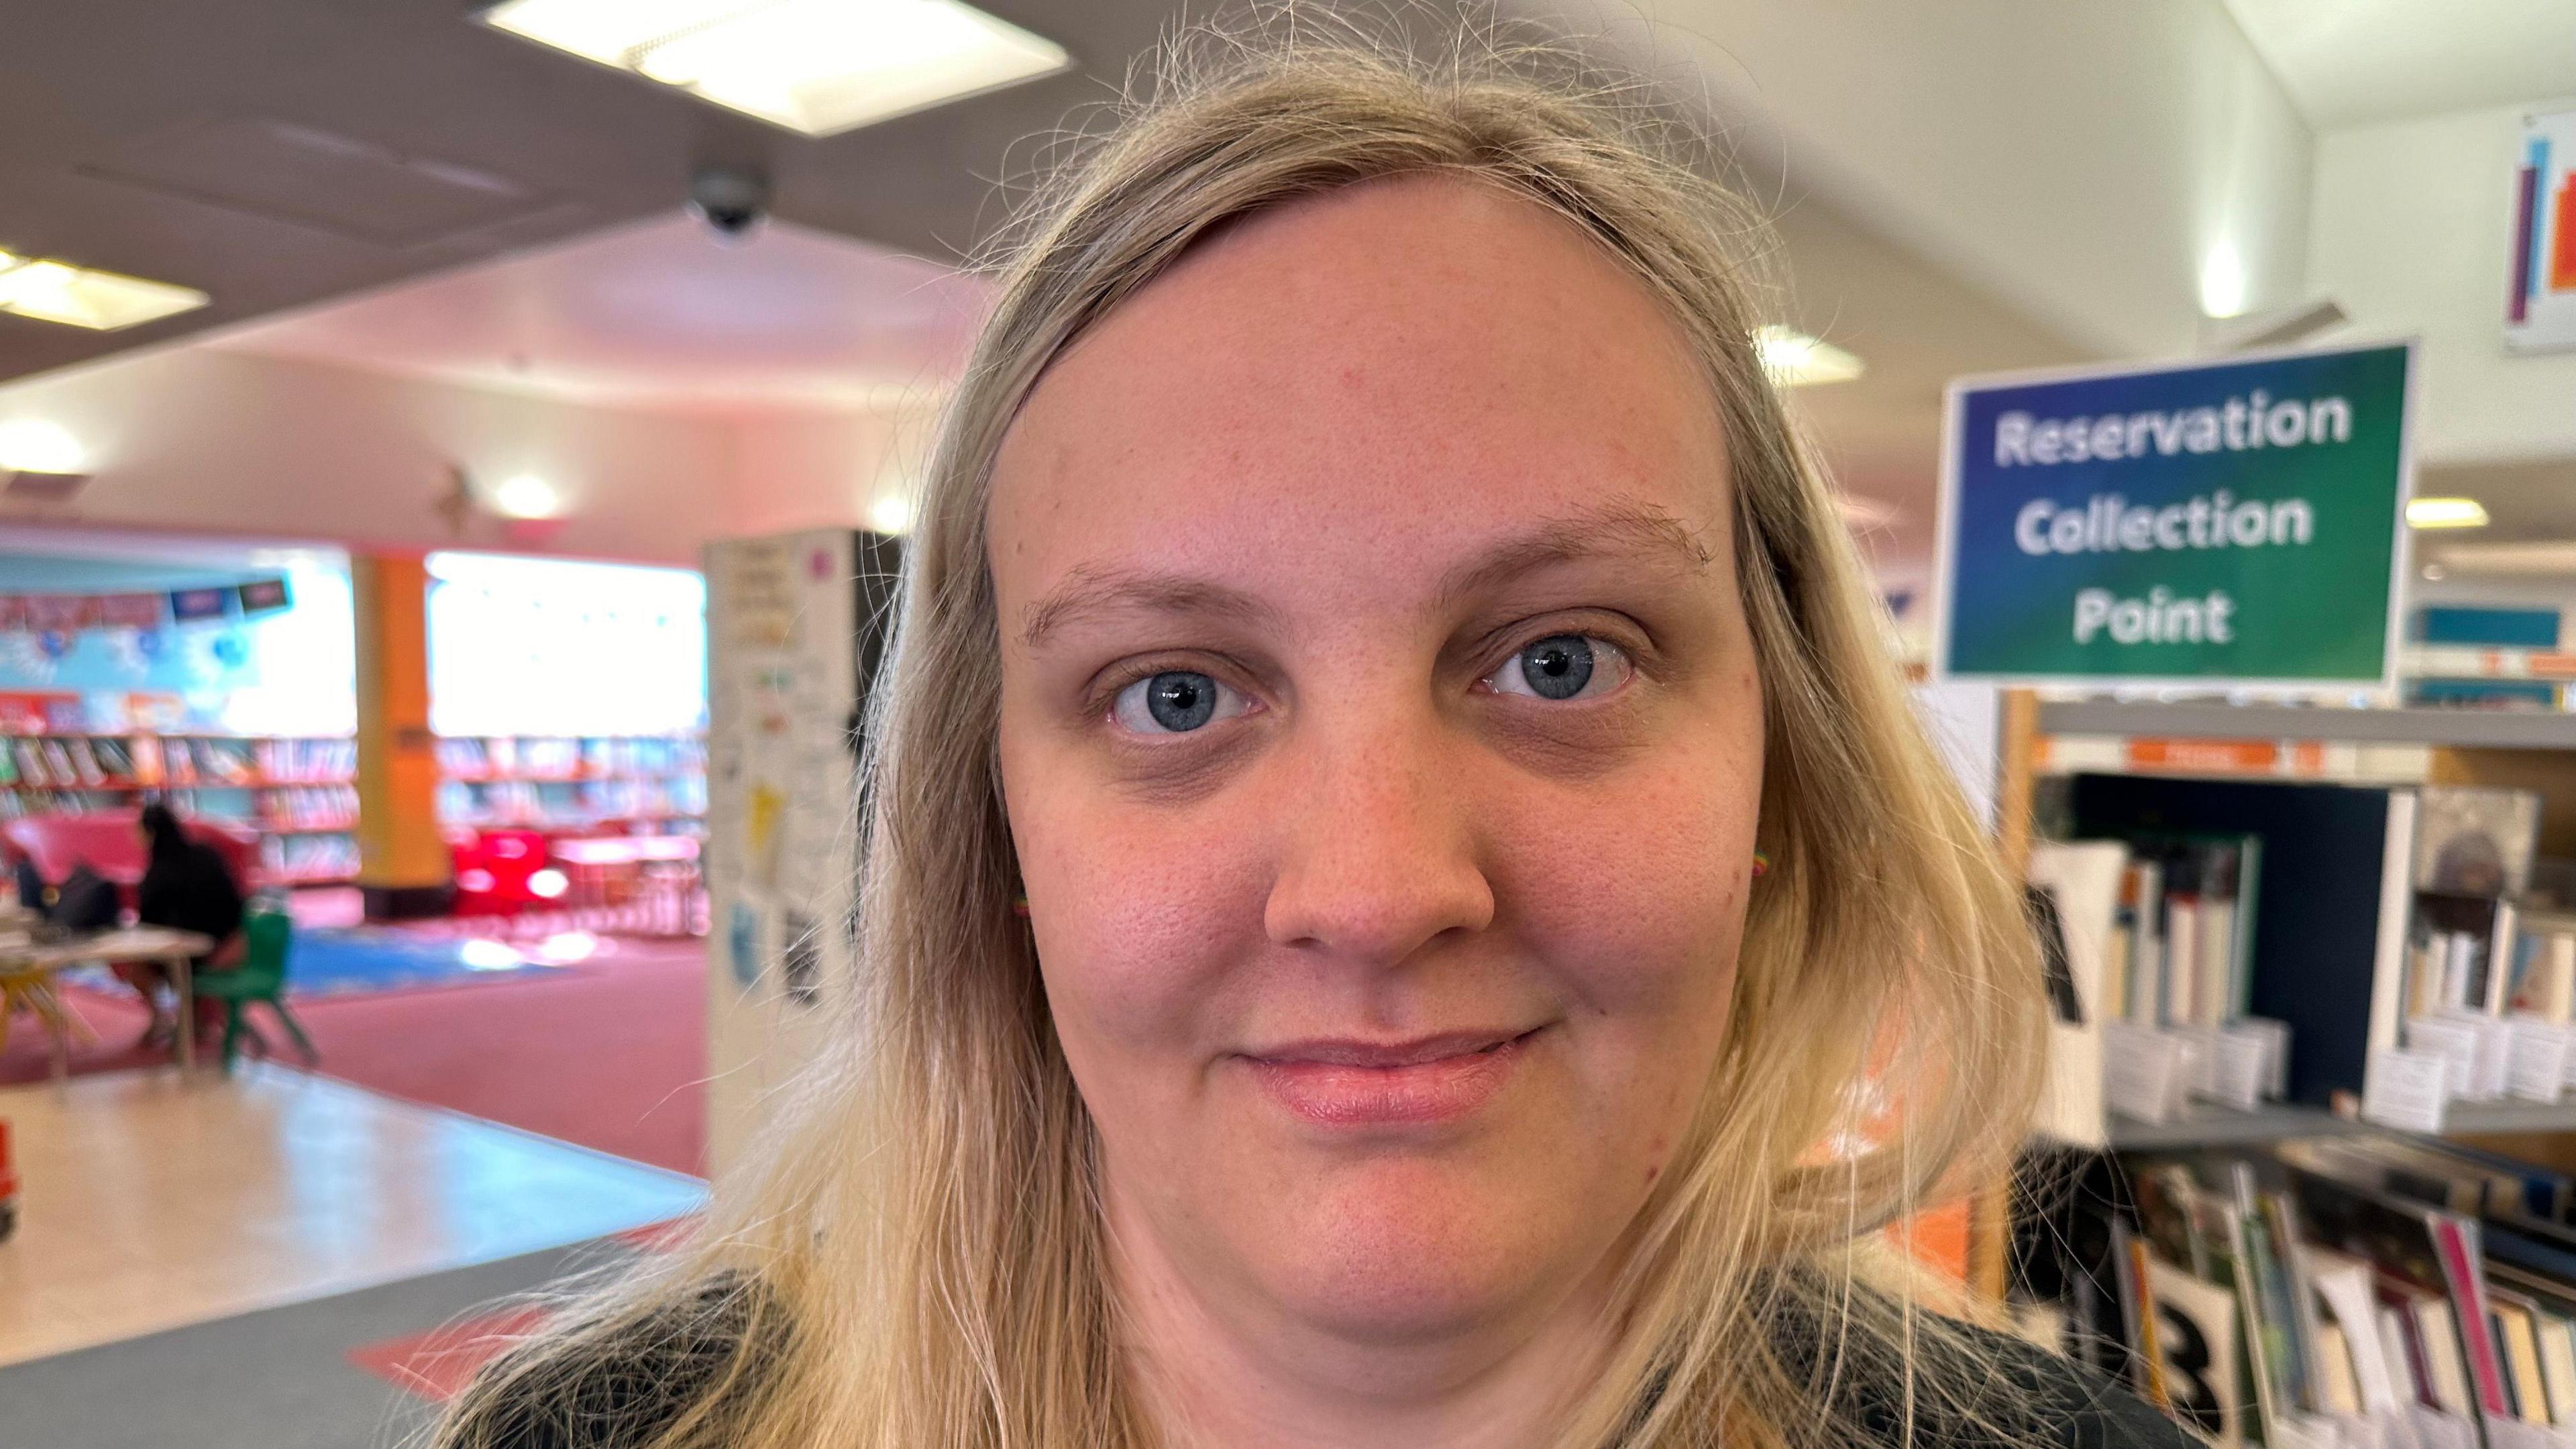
xmin=115 ymin=804 xmax=246 ymax=1046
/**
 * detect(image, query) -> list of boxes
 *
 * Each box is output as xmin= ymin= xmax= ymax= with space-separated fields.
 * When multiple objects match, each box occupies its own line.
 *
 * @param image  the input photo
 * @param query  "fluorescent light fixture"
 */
xmin=0 ymin=419 xmax=86 ymax=474
xmin=2407 ymin=497 xmax=2489 ymax=529
xmin=0 ymin=251 xmax=207 ymax=330
xmin=481 ymin=0 xmax=1071 ymax=138
xmin=1755 ymin=326 xmax=1864 ymax=387
xmin=490 ymin=473 xmax=564 ymax=519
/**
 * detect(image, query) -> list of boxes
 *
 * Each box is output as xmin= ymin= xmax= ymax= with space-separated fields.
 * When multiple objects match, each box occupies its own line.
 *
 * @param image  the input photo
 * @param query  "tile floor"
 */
xmin=0 ymin=1063 xmax=705 ymax=1367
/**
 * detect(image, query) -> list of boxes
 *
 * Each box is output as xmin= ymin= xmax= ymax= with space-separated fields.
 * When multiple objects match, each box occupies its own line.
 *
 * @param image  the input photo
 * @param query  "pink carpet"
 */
xmin=0 ymin=936 xmax=708 ymax=1177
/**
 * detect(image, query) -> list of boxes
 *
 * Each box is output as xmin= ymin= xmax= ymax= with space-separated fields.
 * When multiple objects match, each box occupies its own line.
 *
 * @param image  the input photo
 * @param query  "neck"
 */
xmin=1106 ymin=1184 xmax=1619 ymax=1449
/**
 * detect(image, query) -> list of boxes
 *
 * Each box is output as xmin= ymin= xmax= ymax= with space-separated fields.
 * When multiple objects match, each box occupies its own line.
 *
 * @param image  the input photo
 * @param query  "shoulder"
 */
xmin=1764 ymin=1283 xmax=2194 ymax=1449
xmin=435 ymin=1276 xmax=769 ymax=1449
xmin=1896 ymin=1319 xmax=2201 ymax=1449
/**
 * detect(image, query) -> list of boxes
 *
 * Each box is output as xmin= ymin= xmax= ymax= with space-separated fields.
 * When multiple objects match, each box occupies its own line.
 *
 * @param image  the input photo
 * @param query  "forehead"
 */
xmin=987 ymin=174 xmax=1731 ymax=612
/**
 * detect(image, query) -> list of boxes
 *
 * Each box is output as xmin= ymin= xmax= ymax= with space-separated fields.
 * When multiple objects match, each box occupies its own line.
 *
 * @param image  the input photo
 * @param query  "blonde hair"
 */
xmin=439 ymin=23 xmax=2045 ymax=1449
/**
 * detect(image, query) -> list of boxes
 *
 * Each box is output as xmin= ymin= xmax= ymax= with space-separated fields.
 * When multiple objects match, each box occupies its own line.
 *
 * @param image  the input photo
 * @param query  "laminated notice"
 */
xmin=2363 ymin=1047 xmax=2449 ymax=1134
xmin=2508 ymin=1018 xmax=2575 ymax=1104
xmin=2104 ymin=1022 xmax=2186 ymax=1124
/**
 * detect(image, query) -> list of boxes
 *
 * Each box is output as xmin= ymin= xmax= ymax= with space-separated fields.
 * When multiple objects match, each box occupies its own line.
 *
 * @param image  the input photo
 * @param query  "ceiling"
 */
xmin=206 ymin=213 xmax=987 ymax=415
xmin=2220 ymin=0 xmax=2576 ymax=129
xmin=0 ymin=0 xmax=2102 ymax=576
xmin=0 ymin=0 xmax=1181 ymax=388
xmin=167 ymin=152 xmax=2086 ymax=566
xmin=1764 ymin=198 xmax=2086 ymax=566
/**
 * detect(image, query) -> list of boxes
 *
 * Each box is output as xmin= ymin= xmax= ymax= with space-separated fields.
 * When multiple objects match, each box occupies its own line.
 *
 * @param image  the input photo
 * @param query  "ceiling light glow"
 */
xmin=0 ymin=252 xmax=207 ymax=331
xmin=482 ymin=0 xmax=1071 ymax=138
xmin=867 ymin=491 xmax=918 ymax=536
xmin=2199 ymin=239 xmax=2249 ymax=319
xmin=1754 ymin=326 xmax=1864 ymax=387
xmin=2407 ymin=497 xmax=2489 ymax=530
xmin=490 ymin=474 xmax=564 ymax=519
xmin=0 ymin=419 xmax=87 ymax=474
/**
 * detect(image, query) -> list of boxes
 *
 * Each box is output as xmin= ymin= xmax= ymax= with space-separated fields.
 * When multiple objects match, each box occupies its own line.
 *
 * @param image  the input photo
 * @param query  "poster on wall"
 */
xmin=2508 ymin=109 xmax=2576 ymax=355
xmin=1933 ymin=341 xmax=2415 ymax=688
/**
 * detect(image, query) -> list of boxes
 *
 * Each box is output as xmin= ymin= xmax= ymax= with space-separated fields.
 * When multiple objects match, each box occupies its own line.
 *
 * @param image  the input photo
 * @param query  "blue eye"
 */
xmin=1112 ymin=670 xmax=1246 ymax=734
xmin=1489 ymin=635 xmax=1629 ymax=702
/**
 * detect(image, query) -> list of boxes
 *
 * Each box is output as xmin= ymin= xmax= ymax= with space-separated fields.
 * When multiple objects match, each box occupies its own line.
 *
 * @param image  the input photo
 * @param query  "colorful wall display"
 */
xmin=2510 ymin=109 xmax=2576 ymax=354
xmin=0 ymin=559 xmax=352 ymax=735
xmin=1934 ymin=341 xmax=2415 ymax=687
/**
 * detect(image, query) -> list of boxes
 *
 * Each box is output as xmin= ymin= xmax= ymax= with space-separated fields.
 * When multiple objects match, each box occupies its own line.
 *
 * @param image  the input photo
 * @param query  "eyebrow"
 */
xmin=1015 ymin=500 xmax=1717 ymax=650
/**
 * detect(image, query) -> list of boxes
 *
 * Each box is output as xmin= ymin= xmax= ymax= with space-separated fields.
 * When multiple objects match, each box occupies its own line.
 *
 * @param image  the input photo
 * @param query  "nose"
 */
xmin=1261 ymin=708 xmax=1497 ymax=967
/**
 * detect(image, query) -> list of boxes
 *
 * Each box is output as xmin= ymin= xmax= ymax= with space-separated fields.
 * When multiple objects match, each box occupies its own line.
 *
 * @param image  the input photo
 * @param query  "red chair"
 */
xmin=1 ymin=810 xmax=262 ymax=900
xmin=446 ymin=827 xmax=551 ymax=916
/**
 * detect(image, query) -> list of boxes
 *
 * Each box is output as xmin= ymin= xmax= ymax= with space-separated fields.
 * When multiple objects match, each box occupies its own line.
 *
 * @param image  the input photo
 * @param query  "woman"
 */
xmin=441 ymin=35 xmax=2187 ymax=1449
xmin=125 ymin=802 xmax=246 ymax=1046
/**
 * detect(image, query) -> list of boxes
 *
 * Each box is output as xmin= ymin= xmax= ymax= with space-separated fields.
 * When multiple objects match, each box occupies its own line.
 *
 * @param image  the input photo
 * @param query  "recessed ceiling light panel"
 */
xmin=2406 ymin=497 xmax=2489 ymax=530
xmin=0 ymin=251 xmax=207 ymax=330
xmin=482 ymin=0 xmax=1071 ymax=138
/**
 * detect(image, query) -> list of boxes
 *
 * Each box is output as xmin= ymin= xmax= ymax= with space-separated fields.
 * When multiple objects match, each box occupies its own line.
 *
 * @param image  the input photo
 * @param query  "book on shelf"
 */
xmin=2064 ymin=773 xmax=2422 ymax=1128
xmin=2011 ymin=1134 xmax=2576 ymax=1446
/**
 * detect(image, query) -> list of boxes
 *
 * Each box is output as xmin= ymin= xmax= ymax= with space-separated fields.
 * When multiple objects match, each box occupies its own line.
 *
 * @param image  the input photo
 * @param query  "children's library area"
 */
xmin=0 ymin=533 xmax=710 ymax=1172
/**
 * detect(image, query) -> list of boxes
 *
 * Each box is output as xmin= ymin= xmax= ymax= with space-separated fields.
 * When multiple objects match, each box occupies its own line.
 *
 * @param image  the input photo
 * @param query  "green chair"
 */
xmin=195 ymin=903 xmax=319 ymax=1072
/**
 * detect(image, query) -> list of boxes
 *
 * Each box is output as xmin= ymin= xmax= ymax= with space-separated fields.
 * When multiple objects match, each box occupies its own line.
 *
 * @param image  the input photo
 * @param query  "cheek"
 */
xmin=1490 ymin=729 xmax=1760 ymax=1026
xmin=1003 ymin=740 xmax=1269 ymax=1065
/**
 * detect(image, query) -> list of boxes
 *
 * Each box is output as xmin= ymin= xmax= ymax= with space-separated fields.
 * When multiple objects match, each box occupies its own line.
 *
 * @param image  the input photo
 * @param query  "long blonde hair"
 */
xmin=439 ymin=23 xmax=2045 ymax=1449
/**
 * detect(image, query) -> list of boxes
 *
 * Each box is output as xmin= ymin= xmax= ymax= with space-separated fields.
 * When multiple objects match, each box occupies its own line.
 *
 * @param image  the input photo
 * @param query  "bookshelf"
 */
xmin=433 ymin=734 xmax=707 ymax=834
xmin=0 ymin=731 xmax=360 ymax=885
xmin=2039 ymin=700 xmax=2576 ymax=753
xmin=2104 ymin=1101 xmax=2373 ymax=1150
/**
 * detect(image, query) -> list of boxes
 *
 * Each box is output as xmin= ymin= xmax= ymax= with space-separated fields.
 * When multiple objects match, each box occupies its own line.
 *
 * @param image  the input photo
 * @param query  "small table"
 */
xmin=0 ymin=926 xmax=215 ymax=1077
xmin=551 ymin=836 xmax=701 ymax=934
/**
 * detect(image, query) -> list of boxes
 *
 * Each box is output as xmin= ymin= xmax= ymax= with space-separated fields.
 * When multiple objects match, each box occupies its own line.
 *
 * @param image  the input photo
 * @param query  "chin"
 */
xmin=1244 ymin=1156 xmax=1582 ymax=1342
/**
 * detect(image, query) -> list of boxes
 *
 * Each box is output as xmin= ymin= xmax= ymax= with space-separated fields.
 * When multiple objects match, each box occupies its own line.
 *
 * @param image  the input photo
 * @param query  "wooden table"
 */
xmin=0 ymin=926 xmax=215 ymax=1079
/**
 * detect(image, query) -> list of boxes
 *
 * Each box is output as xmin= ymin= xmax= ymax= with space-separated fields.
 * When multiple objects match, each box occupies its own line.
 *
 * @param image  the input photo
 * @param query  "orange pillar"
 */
xmin=352 ymin=552 xmax=450 ymax=919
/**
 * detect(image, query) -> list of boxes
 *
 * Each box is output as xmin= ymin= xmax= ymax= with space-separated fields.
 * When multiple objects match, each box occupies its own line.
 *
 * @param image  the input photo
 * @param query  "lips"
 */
xmin=1242 ymin=1027 xmax=1542 ymax=1127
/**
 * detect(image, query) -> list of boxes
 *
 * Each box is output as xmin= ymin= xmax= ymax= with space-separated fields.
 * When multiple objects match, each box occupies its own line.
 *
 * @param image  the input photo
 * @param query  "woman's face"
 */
xmin=991 ymin=176 xmax=1764 ymax=1357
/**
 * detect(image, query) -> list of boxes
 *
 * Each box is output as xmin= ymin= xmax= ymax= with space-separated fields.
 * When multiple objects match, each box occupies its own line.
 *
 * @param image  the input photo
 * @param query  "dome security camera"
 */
xmin=688 ymin=164 xmax=771 ymax=242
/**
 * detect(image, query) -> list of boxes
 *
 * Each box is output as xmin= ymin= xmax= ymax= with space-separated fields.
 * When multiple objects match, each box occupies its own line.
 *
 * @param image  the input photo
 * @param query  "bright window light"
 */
xmin=481 ymin=0 xmax=1071 ymax=138
xmin=2408 ymin=497 xmax=2490 ymax=530
xmin=0 ymin=419 xmax=86 ymax=474
xmin=0 ymin=252 xmax=207 ymax=331
xmin=426 ymin=551 xmax=707 ymax=738
xmin=1755 ymin=326 xmax=1864 ymax=387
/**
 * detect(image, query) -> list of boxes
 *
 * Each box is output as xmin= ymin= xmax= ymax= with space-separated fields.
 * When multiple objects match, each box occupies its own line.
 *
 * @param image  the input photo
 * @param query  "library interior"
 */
xmin=5 ymin=2 xmax=2576 ymax=1445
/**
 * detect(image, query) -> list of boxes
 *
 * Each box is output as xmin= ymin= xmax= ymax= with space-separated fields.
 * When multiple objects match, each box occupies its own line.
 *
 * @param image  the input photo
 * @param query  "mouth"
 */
xmin=1240 ymin=1026 xmax=1548 ymax=1128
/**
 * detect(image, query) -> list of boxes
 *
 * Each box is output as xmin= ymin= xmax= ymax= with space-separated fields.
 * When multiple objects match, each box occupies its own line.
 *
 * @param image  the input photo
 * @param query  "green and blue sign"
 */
xmin=1933 ymin=341 xmax=2415 ymax=686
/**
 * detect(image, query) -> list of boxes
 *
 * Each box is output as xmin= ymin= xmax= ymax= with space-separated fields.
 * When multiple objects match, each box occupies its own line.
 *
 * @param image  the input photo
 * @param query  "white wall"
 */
xmin=0 ymin=348 xmax=912 ymax=564
xmin=1566 ymin=0 xmax=2315 ymax=357
xmin=2310 ymin=103 xmax=2576 ymax=466
xmin=727 ymin=406 xmax=934 ymax=538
